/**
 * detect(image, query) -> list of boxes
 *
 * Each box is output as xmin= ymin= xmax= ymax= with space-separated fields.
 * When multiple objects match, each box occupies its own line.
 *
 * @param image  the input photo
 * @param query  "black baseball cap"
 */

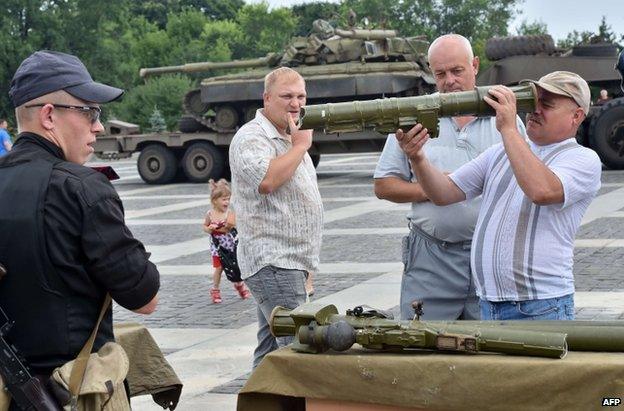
xmin=9 ymin=50 xmax=124 ymax=107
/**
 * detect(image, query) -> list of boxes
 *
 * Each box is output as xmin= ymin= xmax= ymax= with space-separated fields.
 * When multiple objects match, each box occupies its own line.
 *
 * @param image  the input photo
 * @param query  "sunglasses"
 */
xmin=25 ymin=103 xmax=102 ymax=124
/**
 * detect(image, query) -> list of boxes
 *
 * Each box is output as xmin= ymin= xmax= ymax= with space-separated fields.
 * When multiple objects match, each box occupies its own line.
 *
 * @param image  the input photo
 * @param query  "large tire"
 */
xmin=588 ymin=97 xmax=624 ymax=170
xmin=485 ymin=35 xmax=555 ymax=61
xmin=181 ymin=142 xmax=226 ymax=183
xmin=138 ymin=144 xmax=178 ymax=184
xmin=571 ymin=43 xmax=618 ymax=57
xmin=178 ymin=115 xmax=204 ymax=133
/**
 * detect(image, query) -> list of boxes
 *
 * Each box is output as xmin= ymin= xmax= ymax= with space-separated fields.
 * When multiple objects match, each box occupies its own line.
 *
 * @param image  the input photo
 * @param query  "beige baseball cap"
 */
xmin=520 ymin=71 xmax=590 ymax=114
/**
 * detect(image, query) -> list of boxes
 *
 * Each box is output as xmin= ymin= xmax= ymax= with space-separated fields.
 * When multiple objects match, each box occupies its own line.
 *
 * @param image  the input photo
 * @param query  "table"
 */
xmin=238 ymin=346 xmax=624 ymax=411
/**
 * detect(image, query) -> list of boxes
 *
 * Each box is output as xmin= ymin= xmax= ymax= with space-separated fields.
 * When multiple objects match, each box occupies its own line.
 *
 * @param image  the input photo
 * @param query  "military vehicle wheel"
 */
xmin=243 ymin=105 xmax=260 ymax=123
xmin=214 ymin=105 xmax=239 ymax=130
xmin=310 ymin=154 xmax=321 ymax=168
xmin=182 ymin=142 xmax=226 ymax=183
xmin=588 ymin=98 xmax=624 ymax=170
xmin=485 ymin=35 xmax=555 ymax=61
xmin=138 ymin=145 xmax=178 ymax=184
xmin=178 ymin=115 xmax=204 ymax=133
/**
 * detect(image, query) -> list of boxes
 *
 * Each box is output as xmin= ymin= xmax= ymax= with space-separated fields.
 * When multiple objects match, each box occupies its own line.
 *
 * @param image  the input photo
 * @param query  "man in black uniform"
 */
xmin=0 ymin=50 xmax=160 ymax=381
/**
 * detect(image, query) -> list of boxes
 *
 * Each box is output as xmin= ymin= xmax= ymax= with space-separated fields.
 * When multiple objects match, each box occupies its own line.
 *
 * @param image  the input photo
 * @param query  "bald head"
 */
xmin=428 ymin=34 xmax=474 ymax=64
xmin=427 ymin=34 xmax=478 ymax=94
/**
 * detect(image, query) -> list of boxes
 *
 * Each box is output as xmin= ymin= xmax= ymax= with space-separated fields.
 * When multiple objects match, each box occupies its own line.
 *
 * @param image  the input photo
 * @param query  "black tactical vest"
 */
xmin=0 ymin=156 xmax=112 ymax=374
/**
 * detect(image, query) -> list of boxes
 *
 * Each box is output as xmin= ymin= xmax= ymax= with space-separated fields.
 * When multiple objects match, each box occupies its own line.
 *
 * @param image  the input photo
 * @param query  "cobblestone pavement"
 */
xmin=87 ymin=153 xmax=624 ymax=410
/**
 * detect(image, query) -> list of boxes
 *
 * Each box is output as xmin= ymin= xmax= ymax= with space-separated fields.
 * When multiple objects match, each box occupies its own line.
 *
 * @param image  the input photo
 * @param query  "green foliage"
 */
xmin=557 ymin=16 xmax=621 ymax=49
xmin=148 ymin=107 xmax=167 ymax=132
xmin=235 ymin=3 xmax=298 ymax=56
xmin=291 ymin=2 xmax=342 ymax=36
xmin=516 ymin=19 xmax=548 ymax=36
xmin=108 ymin=75 xmax=193 ymax=132
xmin=130 ymin=0 xmax=244 ymax=28
xmin=338 ymin=0 xmax=518 ymax=42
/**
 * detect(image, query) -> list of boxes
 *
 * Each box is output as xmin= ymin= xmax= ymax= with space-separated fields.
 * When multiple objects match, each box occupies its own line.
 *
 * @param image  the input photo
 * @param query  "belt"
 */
xmin=408 ymin=220 xmax=472 ymax=250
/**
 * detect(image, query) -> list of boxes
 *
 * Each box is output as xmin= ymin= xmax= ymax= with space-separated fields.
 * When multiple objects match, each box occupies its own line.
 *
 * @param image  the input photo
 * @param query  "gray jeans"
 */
xmin=400 ymin=224 xmax=479 ymax=321
xmin=244 ymin=265 xmax=307 ymax=369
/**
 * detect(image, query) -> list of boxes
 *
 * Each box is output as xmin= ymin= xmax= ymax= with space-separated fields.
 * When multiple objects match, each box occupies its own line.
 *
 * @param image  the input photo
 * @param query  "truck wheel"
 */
xmin=138 ymin=145 xmax=178 ymax=184
xmin=588 ymin=98 xmax=624 ymax=170
xmin=485 ymin=35 xmax=555 ymax=61
xmin=178 ymin=115 xmax=204 ymax=133
xmin=182 ymin=142 xmax=226 ymax=183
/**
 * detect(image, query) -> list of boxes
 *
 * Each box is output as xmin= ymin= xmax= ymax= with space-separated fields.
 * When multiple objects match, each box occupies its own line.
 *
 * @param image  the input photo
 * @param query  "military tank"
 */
xmin=139 ymin=19 xmax=436 ymax=133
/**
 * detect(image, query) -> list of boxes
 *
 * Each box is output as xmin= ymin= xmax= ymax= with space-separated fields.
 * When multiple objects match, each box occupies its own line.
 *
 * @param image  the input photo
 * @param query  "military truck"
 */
xmin=478 ymin=34 xmax=624 ymax=169
xmin=95 ymin=121 xmax=388 ymax=184
xmin=93 ymin=19 xmax=435 ymax=184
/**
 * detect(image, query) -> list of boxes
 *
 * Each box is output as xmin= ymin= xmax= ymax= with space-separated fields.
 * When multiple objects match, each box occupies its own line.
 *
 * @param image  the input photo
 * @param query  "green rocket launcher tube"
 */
xmin=297 ymin=84 xmax=537 ymax=136
xmin=270 ymin=303 xmax=567 ymax=358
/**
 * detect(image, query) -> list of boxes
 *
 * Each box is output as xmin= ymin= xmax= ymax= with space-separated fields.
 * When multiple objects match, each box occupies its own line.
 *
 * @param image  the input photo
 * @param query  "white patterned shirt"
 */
xmin=229 ymin=110 xmax=323 ymax=279
xmin=450 ymin=138 xmax=601 ymax=301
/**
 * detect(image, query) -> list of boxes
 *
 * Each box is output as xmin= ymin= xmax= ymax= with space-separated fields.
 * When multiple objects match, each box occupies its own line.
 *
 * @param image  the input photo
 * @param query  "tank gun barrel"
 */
xmin=334 ymin=28 xmax=398 ymax=40
xmin=298 ymin=84 xmax=537 ymax=136
xmin=139 ymin=53 xmax=280 ymax=78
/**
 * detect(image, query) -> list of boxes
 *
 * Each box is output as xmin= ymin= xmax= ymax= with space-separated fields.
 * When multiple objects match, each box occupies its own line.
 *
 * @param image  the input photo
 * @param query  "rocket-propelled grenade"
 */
xmin=298 ymin=84 xmax=537 ymax=136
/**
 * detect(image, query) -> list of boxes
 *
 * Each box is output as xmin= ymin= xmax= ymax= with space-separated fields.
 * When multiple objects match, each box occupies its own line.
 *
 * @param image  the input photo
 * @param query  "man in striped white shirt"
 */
xmin=396 ymin=71 xmax=601 ymax=320
xmin=230 ymin=67 xmax=323 ymax=368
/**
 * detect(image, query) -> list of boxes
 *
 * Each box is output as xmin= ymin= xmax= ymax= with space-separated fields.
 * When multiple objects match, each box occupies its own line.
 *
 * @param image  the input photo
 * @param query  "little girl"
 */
xmin=203 ymin=179 xmax=250 ymax=304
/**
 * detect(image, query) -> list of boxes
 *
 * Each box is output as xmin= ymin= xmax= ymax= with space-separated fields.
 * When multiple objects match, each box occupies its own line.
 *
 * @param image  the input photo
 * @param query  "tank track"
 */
xmin=182 ymin=89 xmax=237 ymax=133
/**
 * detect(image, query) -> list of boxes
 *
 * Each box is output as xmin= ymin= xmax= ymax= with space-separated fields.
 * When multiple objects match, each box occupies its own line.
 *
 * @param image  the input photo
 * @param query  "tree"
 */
xmin=557 ymin=16 xmax=621 ymax=49
xmin=291 ymin=2 xmax=342 ymax=36
xmin=109 ymin=75 xmax=193 ymax=131
xmin=148 ymin=107 xmax=167 ymax=132
xmin=130 ymin=0 xmax=244 ymax=29
xmin=338 ymin=0 xmax=520 ymax=42
xmin=235 ymin=3 xmax=298 ymax=57
xmin=516 ymin=19 xmax=548 ymax=36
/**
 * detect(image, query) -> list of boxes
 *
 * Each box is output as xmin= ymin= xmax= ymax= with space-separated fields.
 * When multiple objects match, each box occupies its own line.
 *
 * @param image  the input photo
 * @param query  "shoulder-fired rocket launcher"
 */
xmin=270 ymin=303 xmax=568 ymax=359
xmin=297 ymin=84 xmax=537 ymax=136
xmin=271 ymin=303 xmax=624 ymax=359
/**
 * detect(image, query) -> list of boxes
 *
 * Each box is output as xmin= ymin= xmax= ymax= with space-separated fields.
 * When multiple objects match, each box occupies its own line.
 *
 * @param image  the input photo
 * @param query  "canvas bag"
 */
xmin=212 ymin=228 xmax=242 ymax=283
xmin=50 ymin=294 xmax=131 ymax=411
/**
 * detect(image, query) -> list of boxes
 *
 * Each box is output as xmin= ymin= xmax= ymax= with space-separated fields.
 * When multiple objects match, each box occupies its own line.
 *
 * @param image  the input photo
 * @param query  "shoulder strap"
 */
xmin=68 ymin=293 xmax=112 ymax=399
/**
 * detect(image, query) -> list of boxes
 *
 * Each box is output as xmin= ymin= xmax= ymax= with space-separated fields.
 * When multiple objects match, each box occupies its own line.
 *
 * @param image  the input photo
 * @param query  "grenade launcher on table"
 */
xmin=270 ymin=303 xmax=567 ymax=358
xmin=297 ymin=84 xmax=537 ymax=136
xmin=270 ymin=303 xmax=624 ymax=359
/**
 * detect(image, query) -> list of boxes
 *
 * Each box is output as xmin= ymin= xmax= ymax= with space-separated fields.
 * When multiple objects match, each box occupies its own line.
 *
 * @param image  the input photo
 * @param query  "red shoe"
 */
xmin=234 ymin=282 xmax=251 ymax=299
xmin=210 ymin=288 xmax=222 ymax=304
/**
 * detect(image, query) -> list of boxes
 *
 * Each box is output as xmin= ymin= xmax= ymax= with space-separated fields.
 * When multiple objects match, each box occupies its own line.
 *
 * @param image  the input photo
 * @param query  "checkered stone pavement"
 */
xmin=85 ymin=152 xmax=624 ymax=411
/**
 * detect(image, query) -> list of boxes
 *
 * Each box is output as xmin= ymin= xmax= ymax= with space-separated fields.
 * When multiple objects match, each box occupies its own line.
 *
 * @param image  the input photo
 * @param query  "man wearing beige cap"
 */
xmin=394 ymin=71 xmax=601 ymax=320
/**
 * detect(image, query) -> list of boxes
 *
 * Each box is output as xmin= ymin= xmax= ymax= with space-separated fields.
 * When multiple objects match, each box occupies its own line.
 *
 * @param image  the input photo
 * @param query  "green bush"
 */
xmin=108 ymin=74 xmax=193 ymax=131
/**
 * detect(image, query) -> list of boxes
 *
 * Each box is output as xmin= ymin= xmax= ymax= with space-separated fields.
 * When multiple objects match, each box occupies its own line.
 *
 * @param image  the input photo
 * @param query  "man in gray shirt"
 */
xmin=374 ymin=34 xmax=525 ymax=320
xmin=230 ymin=67 xmax=323 ymax=368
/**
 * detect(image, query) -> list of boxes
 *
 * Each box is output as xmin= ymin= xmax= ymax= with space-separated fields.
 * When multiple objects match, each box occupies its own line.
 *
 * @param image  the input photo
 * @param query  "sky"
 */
xmin=246 ymin=0 xmax=624 ymax=42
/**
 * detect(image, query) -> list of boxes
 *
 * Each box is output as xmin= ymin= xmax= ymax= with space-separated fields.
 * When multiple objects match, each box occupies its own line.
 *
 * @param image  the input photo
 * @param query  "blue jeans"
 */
xmin=244 ymin=265 xmax=307 ymax=369
xmin=479 ymin=294 xmax=575 ymax=320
